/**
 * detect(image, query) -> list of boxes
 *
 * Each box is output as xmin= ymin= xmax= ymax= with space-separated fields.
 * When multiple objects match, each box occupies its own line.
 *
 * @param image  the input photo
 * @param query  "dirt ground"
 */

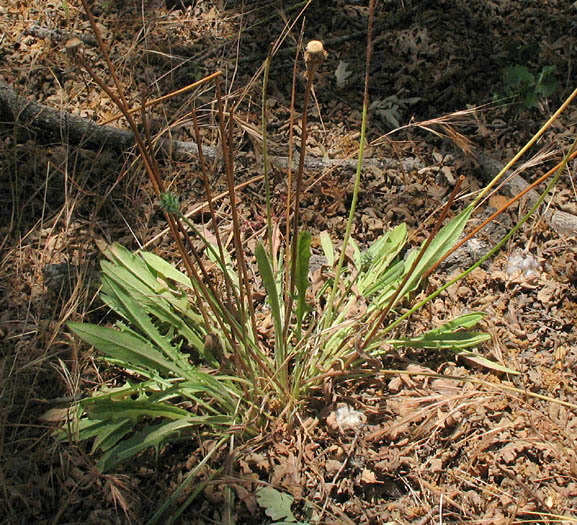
xmin=2 ymin=0 xmax=577 ymax=523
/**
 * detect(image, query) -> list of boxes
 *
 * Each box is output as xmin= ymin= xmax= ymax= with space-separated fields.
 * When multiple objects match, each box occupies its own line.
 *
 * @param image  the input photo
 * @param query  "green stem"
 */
xmin=262 ymin=55 xmax=274 ymax=261
xmin=323 ymin=0 xmax=375 ymax=330
xmin=147 ymin=436 xmax=228 ymax=524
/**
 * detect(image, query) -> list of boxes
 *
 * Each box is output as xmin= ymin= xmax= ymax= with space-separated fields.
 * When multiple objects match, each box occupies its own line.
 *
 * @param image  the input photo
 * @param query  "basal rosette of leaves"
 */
xmin=57 ymin=4 xmax=577 ymax=523
xmin=60 ymin=1 xmax=535 ymax=481
xmin=63 ymin=205 xmax=501 ymax=473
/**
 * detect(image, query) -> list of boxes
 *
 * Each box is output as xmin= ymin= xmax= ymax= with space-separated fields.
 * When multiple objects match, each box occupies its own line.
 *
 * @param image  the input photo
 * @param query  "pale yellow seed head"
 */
xmin=305 ymin=40 xmax=327 ymax=69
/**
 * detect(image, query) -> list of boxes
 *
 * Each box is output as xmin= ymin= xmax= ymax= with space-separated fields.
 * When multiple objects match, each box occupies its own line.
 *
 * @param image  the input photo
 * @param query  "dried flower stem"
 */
xmin=286 ymin=40 xmax=327 ymax=320
xmin=283 ymin=22 xmax=305 ymax=331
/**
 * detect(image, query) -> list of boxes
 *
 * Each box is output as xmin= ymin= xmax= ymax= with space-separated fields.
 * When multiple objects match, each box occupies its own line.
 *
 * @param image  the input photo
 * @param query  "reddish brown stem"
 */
xmin=283 ymin=23 xmax=305 ymax=310
xmin=214 ymin=78 xmax=273 ymax=381
xmin=190 ymin=109 xmax=238 ymax=309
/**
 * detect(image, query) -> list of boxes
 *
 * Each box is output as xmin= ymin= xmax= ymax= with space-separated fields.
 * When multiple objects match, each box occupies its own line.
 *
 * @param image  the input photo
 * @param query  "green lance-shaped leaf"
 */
xmin=364 ymin=260 xmax=406 ymax=309
xmin=388 ymin=331 xmax=491 ymax=350
xmin=68 ymin=322 xmax=188 ymax=378
xmin=255 ymin=242 xmax=285 ymax=369
xmin=428 ymin=312 xmax=487 ymax=333
xmin=99 ymin=415 xmax=233 ymax=472
xmin=99 ymin=280 xmax=197 ymax=372
xmin=357 ymin=223 xmax=407 ymax=293
xmin=59 ymin=417 xmax=134 ymax=451
xmin=101 ymin=269 xmax=205 ymax=356
xmin=97 ymin=418 xmax=190 ymax=472
xmin=102 ymin=246 xmax=204 ymax=339
xmin=319 ymin=231 xmax=335 ymax=267
xmin=387 ymin=312 xmax=489 ymax=350
xmin=398 ymin=205 xmax=473 ymax=300
xmin=82 ymin=398 xmax=192 ymax=422
xmin=295 ymin=231 xmax=312 ymax=337
xmin=104 ymin=243 xmax=164 ymax=293
xmin=90 ymin=419 xmax=134 ymax=453
xmin=357 ymin=224 xmax=408 ymax=298
xmin=387 ymin=312 xmax=518 ymax=374
xmin=140 ymin=250 xmax=194 ymax=288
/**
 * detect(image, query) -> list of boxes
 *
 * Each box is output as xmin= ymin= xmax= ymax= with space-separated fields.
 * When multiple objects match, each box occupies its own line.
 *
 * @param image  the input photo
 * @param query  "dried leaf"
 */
xmin=335 ymin=60 xmax=352 ymax=88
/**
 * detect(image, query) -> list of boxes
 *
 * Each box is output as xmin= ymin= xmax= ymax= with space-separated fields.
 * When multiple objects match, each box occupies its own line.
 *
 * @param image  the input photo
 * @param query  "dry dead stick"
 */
xmin=99 ymin=72 xmax=222 ymax=125
xmin=25 ymin=23 xmax=98 ymax=46
xmin=475 ymin=150 xmax=577 ymax=236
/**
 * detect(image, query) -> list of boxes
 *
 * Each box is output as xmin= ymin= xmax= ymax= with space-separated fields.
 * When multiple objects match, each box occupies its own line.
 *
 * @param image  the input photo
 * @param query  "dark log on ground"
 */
xmin=0 ymin=79 xmax=135 ymax=151
xmin=0 ymin=79 xmax=574 ymax=236
xmin=24 ymin=24 xmax=98 ymax=47
xmin=0 ymin=79 xmax=421 ymax=172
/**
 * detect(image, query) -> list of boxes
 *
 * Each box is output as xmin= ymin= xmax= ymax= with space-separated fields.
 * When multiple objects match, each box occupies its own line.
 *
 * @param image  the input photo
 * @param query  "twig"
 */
xmin=99 ymin=72 xmax=221 ymax=125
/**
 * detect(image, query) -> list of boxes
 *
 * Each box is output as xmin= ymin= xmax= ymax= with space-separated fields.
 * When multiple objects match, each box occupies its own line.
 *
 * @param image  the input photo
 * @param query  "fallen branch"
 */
xmin=1 ymin=79 xmax=574 ymax=237
xmin=24 ymin=23 xmax=98 ymax=47
xmin=0 ymin=79 xmax=422 ymax=172
xmin=0 ymin=79 xmax=134 ymax=151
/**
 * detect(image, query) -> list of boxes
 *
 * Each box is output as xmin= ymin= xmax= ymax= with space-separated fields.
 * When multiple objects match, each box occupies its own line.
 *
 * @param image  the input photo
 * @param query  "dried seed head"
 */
xmin=64 ymin=37 xmax=83 ymax=56
xmin=305 ymin=40 xmax=327 ymax=69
